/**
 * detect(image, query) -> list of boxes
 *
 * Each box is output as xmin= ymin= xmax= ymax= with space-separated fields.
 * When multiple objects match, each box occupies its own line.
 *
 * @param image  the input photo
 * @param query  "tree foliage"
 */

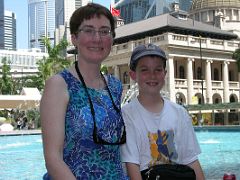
xmin=36 ymin=37 xmax=72 ymax=90
xmin=0 ymin=58 xmax=15 ymax=94
xmin=232 ymin=48 xmax=240 ymax=72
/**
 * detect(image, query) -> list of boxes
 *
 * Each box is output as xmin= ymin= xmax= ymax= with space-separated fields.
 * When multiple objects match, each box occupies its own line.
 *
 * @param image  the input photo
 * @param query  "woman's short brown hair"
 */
xmin=70 ymin=3 xmax=116 ymax=38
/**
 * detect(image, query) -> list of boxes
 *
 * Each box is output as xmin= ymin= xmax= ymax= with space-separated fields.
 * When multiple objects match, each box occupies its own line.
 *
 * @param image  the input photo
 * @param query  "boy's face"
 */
xmin=129 ymin=56 xmax=167 ymax=96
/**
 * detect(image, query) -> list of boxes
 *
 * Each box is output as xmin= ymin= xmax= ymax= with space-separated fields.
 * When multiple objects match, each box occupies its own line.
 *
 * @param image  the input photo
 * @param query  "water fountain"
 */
xmin=121 ymin=83 xmax=170 ymax=106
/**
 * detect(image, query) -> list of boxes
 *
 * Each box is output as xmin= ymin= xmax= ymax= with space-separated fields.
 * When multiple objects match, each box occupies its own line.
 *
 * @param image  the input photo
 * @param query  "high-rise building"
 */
xmin=179 ymin=0 xmax=192 ymax=12
xmin=114 ymin=0 xmax=194 ymax=24
xmin=55 ymin=0 xmax=91 ymax=29
xmin=114 ymin=0 xmax=154 ymax=24
xmin=28 ymin=0 xmax=55 ymax=52
xmin=3 ymin=10 xmax=16 ymax=50
xmin=0 ymin=0 xmax=4 ymax=49
xmin=157 ymin=0 xmax=180 ymax=14
xmin=55 ymin=0 xmax=91 ymax=46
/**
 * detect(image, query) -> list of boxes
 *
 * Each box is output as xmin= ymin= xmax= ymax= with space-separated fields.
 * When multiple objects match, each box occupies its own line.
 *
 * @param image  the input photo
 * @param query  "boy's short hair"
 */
xmin=130 ymin=43 xmax=167 ymax=71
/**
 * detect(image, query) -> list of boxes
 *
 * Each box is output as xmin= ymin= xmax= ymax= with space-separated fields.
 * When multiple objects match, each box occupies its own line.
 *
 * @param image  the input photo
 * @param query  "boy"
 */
xmin=120 ymin=43 xmax=205 ymax=180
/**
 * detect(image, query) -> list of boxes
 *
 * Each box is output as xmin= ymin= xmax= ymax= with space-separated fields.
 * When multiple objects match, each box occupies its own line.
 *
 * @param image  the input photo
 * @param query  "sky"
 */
xmin=4 ymin=0 xmax=111 ymax=49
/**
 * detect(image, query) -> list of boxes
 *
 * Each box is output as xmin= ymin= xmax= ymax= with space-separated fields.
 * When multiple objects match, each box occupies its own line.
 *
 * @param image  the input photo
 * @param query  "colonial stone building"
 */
xmin=103 ymin=10 xmax=240 ymax=125
xmin=189 ymin=0 xmax=240 ymax=38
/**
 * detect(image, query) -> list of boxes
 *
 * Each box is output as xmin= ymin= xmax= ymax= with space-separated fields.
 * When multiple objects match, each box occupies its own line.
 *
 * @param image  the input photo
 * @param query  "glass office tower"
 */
xmin=0 ymin=0 xmax=4 ymax=49
xmin=28 ymin=0 xmax=55 ymax=52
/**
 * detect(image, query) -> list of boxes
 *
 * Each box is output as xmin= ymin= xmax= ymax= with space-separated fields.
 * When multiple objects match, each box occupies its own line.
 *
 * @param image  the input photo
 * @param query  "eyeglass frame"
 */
xmin=74 ymin=61 xmax=126 ymax=145
xmin=76 ymin=26 xmax=112 ymax=37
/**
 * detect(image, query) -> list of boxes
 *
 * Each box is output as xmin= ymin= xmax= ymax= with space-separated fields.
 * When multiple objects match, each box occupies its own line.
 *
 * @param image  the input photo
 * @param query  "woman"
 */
xmin=41 ymin=3 xmax=126 ymax=179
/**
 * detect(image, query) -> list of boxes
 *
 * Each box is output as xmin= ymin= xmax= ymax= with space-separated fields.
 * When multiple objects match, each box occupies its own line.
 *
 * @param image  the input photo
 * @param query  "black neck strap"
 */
xmin=74 ymin=61 xmax=120 ymax=121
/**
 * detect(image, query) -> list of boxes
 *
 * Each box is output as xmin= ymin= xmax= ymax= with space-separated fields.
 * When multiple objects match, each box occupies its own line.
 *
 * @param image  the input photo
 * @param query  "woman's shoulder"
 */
xmin=106 ymin=74 xmax=121 ymax=84
xmin=44 ymin=74 xmax=67 ymax=93
xmin=105 ymin=74 xmax=122 ymax=93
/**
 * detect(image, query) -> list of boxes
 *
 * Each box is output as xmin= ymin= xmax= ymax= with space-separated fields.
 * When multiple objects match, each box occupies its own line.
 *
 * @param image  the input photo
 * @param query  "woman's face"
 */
xmin=71 ymin=15 xmax=113 ymax=65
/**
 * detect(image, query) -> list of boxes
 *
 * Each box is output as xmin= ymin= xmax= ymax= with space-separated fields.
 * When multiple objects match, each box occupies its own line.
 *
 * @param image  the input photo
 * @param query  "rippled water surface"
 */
xmin=0 ymin=131 xmax=239 ymax=180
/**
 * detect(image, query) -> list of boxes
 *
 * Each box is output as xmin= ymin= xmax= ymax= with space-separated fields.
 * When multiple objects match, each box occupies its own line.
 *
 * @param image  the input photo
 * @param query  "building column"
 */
xmin=238 ymin=10 xmax=240 ymax=21
xmin=114 ymin=65 xmax=120 ymax=80
xmin=129 ymin=76 xmax=135 ymax=86
xmin=187 ymin=58 xmax=194 ymax=104
xmin=166 ymin=55 xmax=175 ymax=102
xmin=206 ymin=60 xmax=213 ymax=104
xmin=223 ymin=60 xmax=230 ymax=103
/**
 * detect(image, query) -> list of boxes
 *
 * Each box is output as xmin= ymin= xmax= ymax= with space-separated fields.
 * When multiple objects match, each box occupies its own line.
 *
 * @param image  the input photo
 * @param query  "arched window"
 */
xmin=230 ymin=95 xmax=235 ymax=102
xmin=229 ymin=70 xmax=234 ymax=81
xmin=230 ymin=95 xmax=236 ymax=112
xmin=214 ymin=68 xmax=219 ymax=80
xmin=197 ymin=67 xmax=201 ymax=79
xmin=214 ymin=98 xmax=219 ymax=104
xmin=179 ymin=66 xmax=185 ymax=79
xmin=198 ymin=97 xmax=201 ymax=104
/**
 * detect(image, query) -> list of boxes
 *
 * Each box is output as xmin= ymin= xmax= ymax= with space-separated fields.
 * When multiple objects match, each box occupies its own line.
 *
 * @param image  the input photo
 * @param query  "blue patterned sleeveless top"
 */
xmin=43 ymin=70 xmax=126 ymax=180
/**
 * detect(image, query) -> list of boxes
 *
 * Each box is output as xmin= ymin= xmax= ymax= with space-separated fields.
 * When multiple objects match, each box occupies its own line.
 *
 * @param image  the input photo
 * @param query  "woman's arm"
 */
xmin=41 ymin=75 xmax=76 ymax=180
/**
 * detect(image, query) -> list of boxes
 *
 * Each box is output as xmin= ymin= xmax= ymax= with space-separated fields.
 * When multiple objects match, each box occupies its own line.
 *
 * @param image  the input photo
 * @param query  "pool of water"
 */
xmin=197 ymin=131 xmax=240 ymax=179
xmin=0 ymin=130 xmax=239 ymax=180
xmin=0 ymin=135 xmax=45 ymax=180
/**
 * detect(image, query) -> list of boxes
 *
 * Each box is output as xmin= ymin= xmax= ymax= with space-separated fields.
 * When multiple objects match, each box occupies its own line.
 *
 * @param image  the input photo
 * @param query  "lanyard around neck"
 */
xmin=74 ymin=61 xmax=120 ymax=119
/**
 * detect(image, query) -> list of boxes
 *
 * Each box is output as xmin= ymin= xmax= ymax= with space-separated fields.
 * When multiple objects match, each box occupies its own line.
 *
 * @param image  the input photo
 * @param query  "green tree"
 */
xmin=232 ymin=48 xmax=240 ymax=82
xmin=36 ymin=37 xmax=72 ymax=90
xmin=101 ymin=65 xmax=108 ymax=74
xmin=0 ymin=58 xmax=15 ymax=94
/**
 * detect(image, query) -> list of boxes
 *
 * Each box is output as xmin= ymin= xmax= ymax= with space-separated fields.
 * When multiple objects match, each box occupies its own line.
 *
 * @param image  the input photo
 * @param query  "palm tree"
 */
xmin=36 ymin=37 xmax=72 ymax=90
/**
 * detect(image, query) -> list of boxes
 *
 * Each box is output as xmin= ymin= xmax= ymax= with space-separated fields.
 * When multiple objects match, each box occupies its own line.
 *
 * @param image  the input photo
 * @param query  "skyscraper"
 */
xmin=55 ymin=0 xmax=91 ymax=29
xmin=114 ymin=0 xmax=154 ymax=24
xmin=55 ymin=0 xmax=91 ymax=45
xmin=4 ymin=10 xmax=16 ymax=50
xmin=113 ymin=0 xmax=194 ymax=24
xmin=157 ymin=0 xmax=180 ymax=14
xmin=179 ymin=0 xmax=192 ymax=12
xmin=28 ymin=0 xmax=55 ymax=52
xmin=114 ymin=0 xmax=180 ymax=24
xmin=0 ymin=0 xmax=4 ymax=49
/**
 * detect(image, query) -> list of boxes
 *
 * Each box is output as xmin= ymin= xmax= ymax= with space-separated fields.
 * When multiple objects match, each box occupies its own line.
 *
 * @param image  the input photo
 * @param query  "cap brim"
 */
xmin=133 ymin=51 xmax=167 ymax=62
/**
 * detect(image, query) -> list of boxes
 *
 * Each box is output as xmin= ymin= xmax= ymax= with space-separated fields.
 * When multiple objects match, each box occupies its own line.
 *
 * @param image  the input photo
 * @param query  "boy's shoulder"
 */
xmin=122 ymin=97 xmax=138 ymax=111
xmin=164 ymin=98 xmax=187 ymax=111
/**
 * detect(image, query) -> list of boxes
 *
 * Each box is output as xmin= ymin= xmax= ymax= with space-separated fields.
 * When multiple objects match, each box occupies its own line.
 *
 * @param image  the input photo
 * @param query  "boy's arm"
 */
xmin=126 ymin=162 xmax=142 ymax=180
xmin=188 ymin=160 xmax=205 ymax=180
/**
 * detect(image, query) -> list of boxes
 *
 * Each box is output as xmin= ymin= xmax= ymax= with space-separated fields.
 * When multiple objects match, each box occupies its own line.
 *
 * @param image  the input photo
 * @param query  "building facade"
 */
xmin=179 ymin=0 xmax=192 ymax=12
xmin=55 ymin=0 xmax=91 ymax=48
xmin=3 ymin=10 xmax=16 ymax=50
xmin=28 ymin=0 xmax=55 ymax=52
xmin=0 ymin=48 xmax=48 ymax=78
xmin=189 ymin=0 xmax=240 ymax=38
xmin=114 ymin=0 xmax=156 ymax=24
xmin=114 ymin=0 xmax=193 ymax=24
xmin=102 ymin=11 xmax=240 ymax=125
xmin=0 ymin=0 xmax=4 ymax=49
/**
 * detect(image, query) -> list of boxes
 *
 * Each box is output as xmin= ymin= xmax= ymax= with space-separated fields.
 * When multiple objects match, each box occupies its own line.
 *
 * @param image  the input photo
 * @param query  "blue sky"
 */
xmin=5 ymin=0 xmax=111 ymax=49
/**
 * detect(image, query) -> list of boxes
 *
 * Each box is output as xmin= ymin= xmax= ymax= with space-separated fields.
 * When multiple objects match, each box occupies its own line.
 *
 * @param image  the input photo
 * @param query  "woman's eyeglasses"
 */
xmin=75 ymin=61 xmax=126 ymax=145
xmin=77 ymin=27 xmax=112 ymax=37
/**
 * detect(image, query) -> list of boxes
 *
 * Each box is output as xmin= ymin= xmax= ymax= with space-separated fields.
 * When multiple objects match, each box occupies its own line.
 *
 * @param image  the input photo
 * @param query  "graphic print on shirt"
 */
xmin=148 ymin=129 xmax=178 ymax=167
